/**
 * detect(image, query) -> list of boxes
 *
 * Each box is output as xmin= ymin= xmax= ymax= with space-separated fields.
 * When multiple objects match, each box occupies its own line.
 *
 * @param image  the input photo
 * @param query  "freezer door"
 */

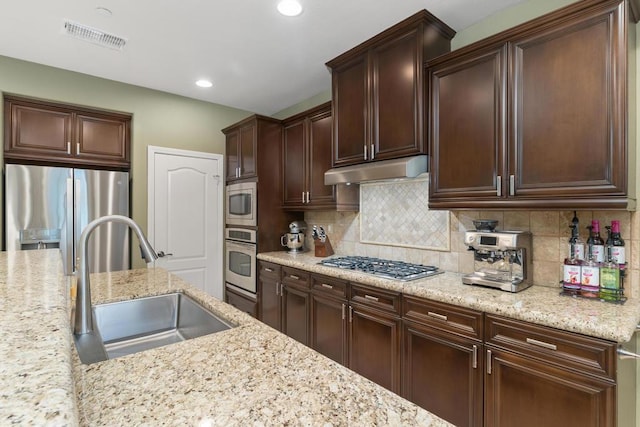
xmin=4 ymin=164 xmax=71 ymax=253
xmin=74 ymin=169 xmax=130 ymax=273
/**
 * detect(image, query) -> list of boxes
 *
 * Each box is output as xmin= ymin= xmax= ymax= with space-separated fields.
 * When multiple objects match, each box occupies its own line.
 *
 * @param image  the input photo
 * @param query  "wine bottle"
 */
xmin=568 ymin=211 xmax=585 ymax=261
xmin=586 ymin=220 xmax=604 ymax=263
xmin=609 ymin=220 xmax=625 ymax=270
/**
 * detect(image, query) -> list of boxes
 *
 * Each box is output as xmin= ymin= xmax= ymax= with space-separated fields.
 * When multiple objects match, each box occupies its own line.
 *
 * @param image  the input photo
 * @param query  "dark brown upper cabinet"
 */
xmin=429 ymin=0 xmax=638 ymax=209
xmin=224 ymin=118 xmax=259 ymax=182
xmin=282 ymin=102 xmax=358 ymax=211
xmin=326 ymin=10 xmax=455 ymax=168
xmin=4 ymin=95 xmax=131 ymax=169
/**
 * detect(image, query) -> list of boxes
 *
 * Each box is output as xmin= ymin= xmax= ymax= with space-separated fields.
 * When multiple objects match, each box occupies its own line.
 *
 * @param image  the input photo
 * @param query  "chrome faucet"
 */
xmin=74 ymin=215 xmax=158 ymax=335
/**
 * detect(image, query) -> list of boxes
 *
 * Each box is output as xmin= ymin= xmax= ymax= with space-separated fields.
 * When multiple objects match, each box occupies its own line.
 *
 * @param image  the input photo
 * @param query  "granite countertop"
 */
xmin=258 ymin=251 xmax=640 ymax=343
xmin=1 ymin=249 xmax=452 ymax=426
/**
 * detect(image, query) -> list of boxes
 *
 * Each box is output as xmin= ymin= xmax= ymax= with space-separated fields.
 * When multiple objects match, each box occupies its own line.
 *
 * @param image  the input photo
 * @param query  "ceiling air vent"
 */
xmin=63 ymin=20 xmax=127 ymax=50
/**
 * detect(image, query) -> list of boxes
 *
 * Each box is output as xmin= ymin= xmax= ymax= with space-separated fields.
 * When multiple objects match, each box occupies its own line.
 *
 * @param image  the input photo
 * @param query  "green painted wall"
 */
xmin=0 ymin=55 xmax=252 ymax=267
xmin=272 ymin=89 xmax=331 ymax=119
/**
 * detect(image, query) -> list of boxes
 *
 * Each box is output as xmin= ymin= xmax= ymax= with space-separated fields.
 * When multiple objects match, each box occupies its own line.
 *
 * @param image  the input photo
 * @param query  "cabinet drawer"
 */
xmin=350 ymin=283 xmax=400 ymax=314
xmin=403 ymin=295 xmax=483 ymax=341
xmin=225 ymin=284 xmax=257 ymax=318
xmin=258 ymin=261 xmax=280 ymax=279
xmin=311 ymin=274 xmax=347 ymax=299
xmin=485 ymin=314 xmax=616 ymax=380
xmin=282 ymin=267 xmax=310 ymax=289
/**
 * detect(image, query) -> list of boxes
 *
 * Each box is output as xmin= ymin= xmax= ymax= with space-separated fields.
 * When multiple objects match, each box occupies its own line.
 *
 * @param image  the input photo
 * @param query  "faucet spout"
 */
xmin=74 ymin=215 xmax=158 ymax=335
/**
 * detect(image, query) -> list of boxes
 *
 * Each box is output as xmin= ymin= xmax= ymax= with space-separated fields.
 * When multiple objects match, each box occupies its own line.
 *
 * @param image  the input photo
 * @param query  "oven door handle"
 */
xmin=226 ymin=240 xmax=257 ymax=251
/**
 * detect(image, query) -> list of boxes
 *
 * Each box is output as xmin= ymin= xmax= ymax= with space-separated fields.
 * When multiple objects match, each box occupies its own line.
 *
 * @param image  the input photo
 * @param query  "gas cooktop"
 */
xmin=318 ymin=256 xmax=443 ymax=282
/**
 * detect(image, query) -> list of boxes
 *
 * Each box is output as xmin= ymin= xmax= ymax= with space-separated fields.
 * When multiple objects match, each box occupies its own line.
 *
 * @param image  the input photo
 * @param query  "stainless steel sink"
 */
xmin=74 ymin=292 xmax=234 ymax=364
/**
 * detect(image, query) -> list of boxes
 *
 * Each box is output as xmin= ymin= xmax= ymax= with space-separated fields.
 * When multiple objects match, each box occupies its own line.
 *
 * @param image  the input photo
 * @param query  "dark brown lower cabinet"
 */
xmin=348 ymin=304 xmax=401 ymax=393
xmin=224 ymin=284 xmax=257 ymax=318
xmin=402 ymin=320 xmax=483 ymax=427
xmin=258 ymin=261 xmax=281 ymax=331
xmin=485 ymin=347 xmax=615 ymax=427
xmin=282 ymin=283 xmax=310 ymax=346
xmin=310 ymin=293 xmax=347 ymax=364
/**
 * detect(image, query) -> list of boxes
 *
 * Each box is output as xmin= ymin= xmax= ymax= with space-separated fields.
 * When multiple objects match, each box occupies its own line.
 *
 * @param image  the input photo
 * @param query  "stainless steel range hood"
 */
xmin=324 ymin=155 xmax=428 ymax=185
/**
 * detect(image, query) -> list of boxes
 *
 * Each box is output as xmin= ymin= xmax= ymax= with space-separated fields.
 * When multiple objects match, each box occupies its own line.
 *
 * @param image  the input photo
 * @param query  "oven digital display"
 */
xmin=480 ymin=236 xmax=498 ymax=246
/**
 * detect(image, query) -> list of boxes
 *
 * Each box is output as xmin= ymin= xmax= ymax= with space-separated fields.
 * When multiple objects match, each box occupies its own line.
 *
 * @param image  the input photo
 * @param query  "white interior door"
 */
xmin=148 ymin=146 xmax=223 ymax=299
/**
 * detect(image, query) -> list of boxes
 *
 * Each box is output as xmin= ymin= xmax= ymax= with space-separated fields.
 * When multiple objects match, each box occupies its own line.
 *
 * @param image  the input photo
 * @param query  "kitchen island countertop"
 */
xmin=258 ymin=251 xmax=640 ymax=343
xmin=1 ymin=250 xmax=452 ymax=426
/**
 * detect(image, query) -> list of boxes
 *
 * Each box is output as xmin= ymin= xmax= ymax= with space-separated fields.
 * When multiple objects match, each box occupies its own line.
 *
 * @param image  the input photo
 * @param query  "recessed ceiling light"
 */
xmin=277 ymin=0 xmax=302 ymax=17
xmin=195 ymin=79 xmax=213 ymax=88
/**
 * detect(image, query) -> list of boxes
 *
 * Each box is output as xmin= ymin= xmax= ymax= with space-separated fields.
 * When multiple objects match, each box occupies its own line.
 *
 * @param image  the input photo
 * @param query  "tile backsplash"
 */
xmin=305 ymin=182 xmax=639 ymax=298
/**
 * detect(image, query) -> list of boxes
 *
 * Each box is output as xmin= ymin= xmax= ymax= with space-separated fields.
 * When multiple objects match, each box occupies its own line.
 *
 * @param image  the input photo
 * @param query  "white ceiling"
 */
xmin=0 ymin=0 xmax=527 ymax=115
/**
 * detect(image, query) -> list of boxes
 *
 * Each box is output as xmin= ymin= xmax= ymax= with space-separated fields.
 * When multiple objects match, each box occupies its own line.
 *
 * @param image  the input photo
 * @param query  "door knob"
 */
xmin=157 ymin=251 xmax=173 ymax=257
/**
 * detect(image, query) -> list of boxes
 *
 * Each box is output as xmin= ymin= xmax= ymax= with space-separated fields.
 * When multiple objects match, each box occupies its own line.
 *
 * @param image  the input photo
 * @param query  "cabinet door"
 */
xmin=510 ymin=3 xmax=626 ymax=201
xmin=239 ymin=124 xmax=257 ymax=179
xmin=307 ymin=109 xmax=335 ymax=206
xmin=259 ymin=274 xmax=281 ymax=331
xmin=429 ymin=46 xmax=507 ymax=206
xmin=5 ymin=101 xmax=73 ymax=159
xmin=348 ymin=304 xmax=401 ymax=393
xmin=282 ymin=284 xmax=310 ymax=346
xmin=332 ymin=56 xmax=368 ymax=167
xmin=485 ymin=347 xmax=615 ymax=427
xmin=311 ymin=293 xmax=347 ymax=364
xmin=372 ymin=29 xmax=423 ymax=160
xmin=282 ymin=120 xmax=306 ymax=207
xmin=225 ymin=131 xmax=240 ymax=181
xmin=403 ymin=320 xmax=483 ymax=427
xmin=75 ymin=113 xmax=129 ymax=166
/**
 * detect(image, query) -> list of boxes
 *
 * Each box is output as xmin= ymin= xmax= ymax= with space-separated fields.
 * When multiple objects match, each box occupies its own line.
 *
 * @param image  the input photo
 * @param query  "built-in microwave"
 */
xmin=226 ymin=181 xmax=257 ymax=227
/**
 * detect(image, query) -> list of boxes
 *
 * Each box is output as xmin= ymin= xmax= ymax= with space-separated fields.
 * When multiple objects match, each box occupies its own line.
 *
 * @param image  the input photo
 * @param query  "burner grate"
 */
xmin=319 ymin=256 xmax=442 ymax=281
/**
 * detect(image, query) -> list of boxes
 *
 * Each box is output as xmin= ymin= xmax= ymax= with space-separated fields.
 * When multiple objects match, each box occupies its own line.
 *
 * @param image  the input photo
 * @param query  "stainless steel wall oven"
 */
xmin=225 ymin=227 xmax=257 ymax=294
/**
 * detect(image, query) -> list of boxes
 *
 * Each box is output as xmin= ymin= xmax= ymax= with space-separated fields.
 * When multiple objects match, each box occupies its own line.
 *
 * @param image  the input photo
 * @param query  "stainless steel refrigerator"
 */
xmin=4 ymin=164 xmax=130 ymax=275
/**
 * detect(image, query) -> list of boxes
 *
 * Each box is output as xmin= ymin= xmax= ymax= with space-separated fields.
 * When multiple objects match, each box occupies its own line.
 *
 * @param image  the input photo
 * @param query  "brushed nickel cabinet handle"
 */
xmin=275 ymin=281 xmax=280 ymax=296
xmin=526 ymin=338 xmax=557 ymax=351
xmin=509 ymin=174 xmax=515 ymax=196
xmin=496 ymin=175 xmax=502 ymax=197
xmin=321 ymin=283 xmax=333 ymax=289
xmin=265 ymin=268 xmax=274 ymax=273
xmin=427 ymin=311 xmax=448 ymax=321
xmin=370 ymin=143 xmax=374 ymax=160
xmin=306 ymin=191 xmax=310 ymax=203
xmin=487 ymin=349 xmax=492 ymax=374
xmin=342 ymin=303 xmax=346 ymax=320
xmin=363 ymin=144 xmax=368 ymax=160
xmin=67 ymin=142 xmax=71 ymax=155
xmin=76 ymin=142 xmax=80 ymax=155
xmin=290 ymin=275 xmax=300 ymax=280
xmin=349 ymin=306 xmax=353 ymax=322
xmin=472 ymin=345 xmax=478 ymax=369
xmin=364 ymin=294 xmax=379 ymax=302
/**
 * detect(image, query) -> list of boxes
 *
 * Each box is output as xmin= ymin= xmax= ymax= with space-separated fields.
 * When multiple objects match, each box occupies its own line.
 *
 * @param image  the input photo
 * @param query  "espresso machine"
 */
xmin=463 ymin=229 xmax=533 ymax=292
xmin=281 ymin=220 xmax=309 ymax=253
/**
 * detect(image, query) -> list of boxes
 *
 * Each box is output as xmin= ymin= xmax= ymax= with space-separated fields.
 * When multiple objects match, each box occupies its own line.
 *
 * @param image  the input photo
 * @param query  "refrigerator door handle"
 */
xmin=65 ymin=177 xmax=75 ymax=274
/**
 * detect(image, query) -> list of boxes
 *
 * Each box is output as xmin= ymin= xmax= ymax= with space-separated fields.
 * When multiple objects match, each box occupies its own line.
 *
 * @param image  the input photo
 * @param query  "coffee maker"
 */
xmin=281 ymin=220 xmax=309 ymax=253
xmin=463 ymin=228 xmax=532 ymax=293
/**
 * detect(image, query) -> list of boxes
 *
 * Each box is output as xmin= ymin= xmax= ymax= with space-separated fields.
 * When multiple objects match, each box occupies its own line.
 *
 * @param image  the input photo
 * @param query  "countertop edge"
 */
xmin=257 ymin=251 xmax=640 ymax=343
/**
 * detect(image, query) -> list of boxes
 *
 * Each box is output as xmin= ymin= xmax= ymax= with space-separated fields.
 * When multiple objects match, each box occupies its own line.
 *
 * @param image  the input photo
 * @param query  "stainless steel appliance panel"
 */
xmin=73 ymin=169 xmax=130 ymax=274
xmin=4 ymin=164 xmax=130 ymax=275
xmin=5 ymin=164 xmax=69 ymax=251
